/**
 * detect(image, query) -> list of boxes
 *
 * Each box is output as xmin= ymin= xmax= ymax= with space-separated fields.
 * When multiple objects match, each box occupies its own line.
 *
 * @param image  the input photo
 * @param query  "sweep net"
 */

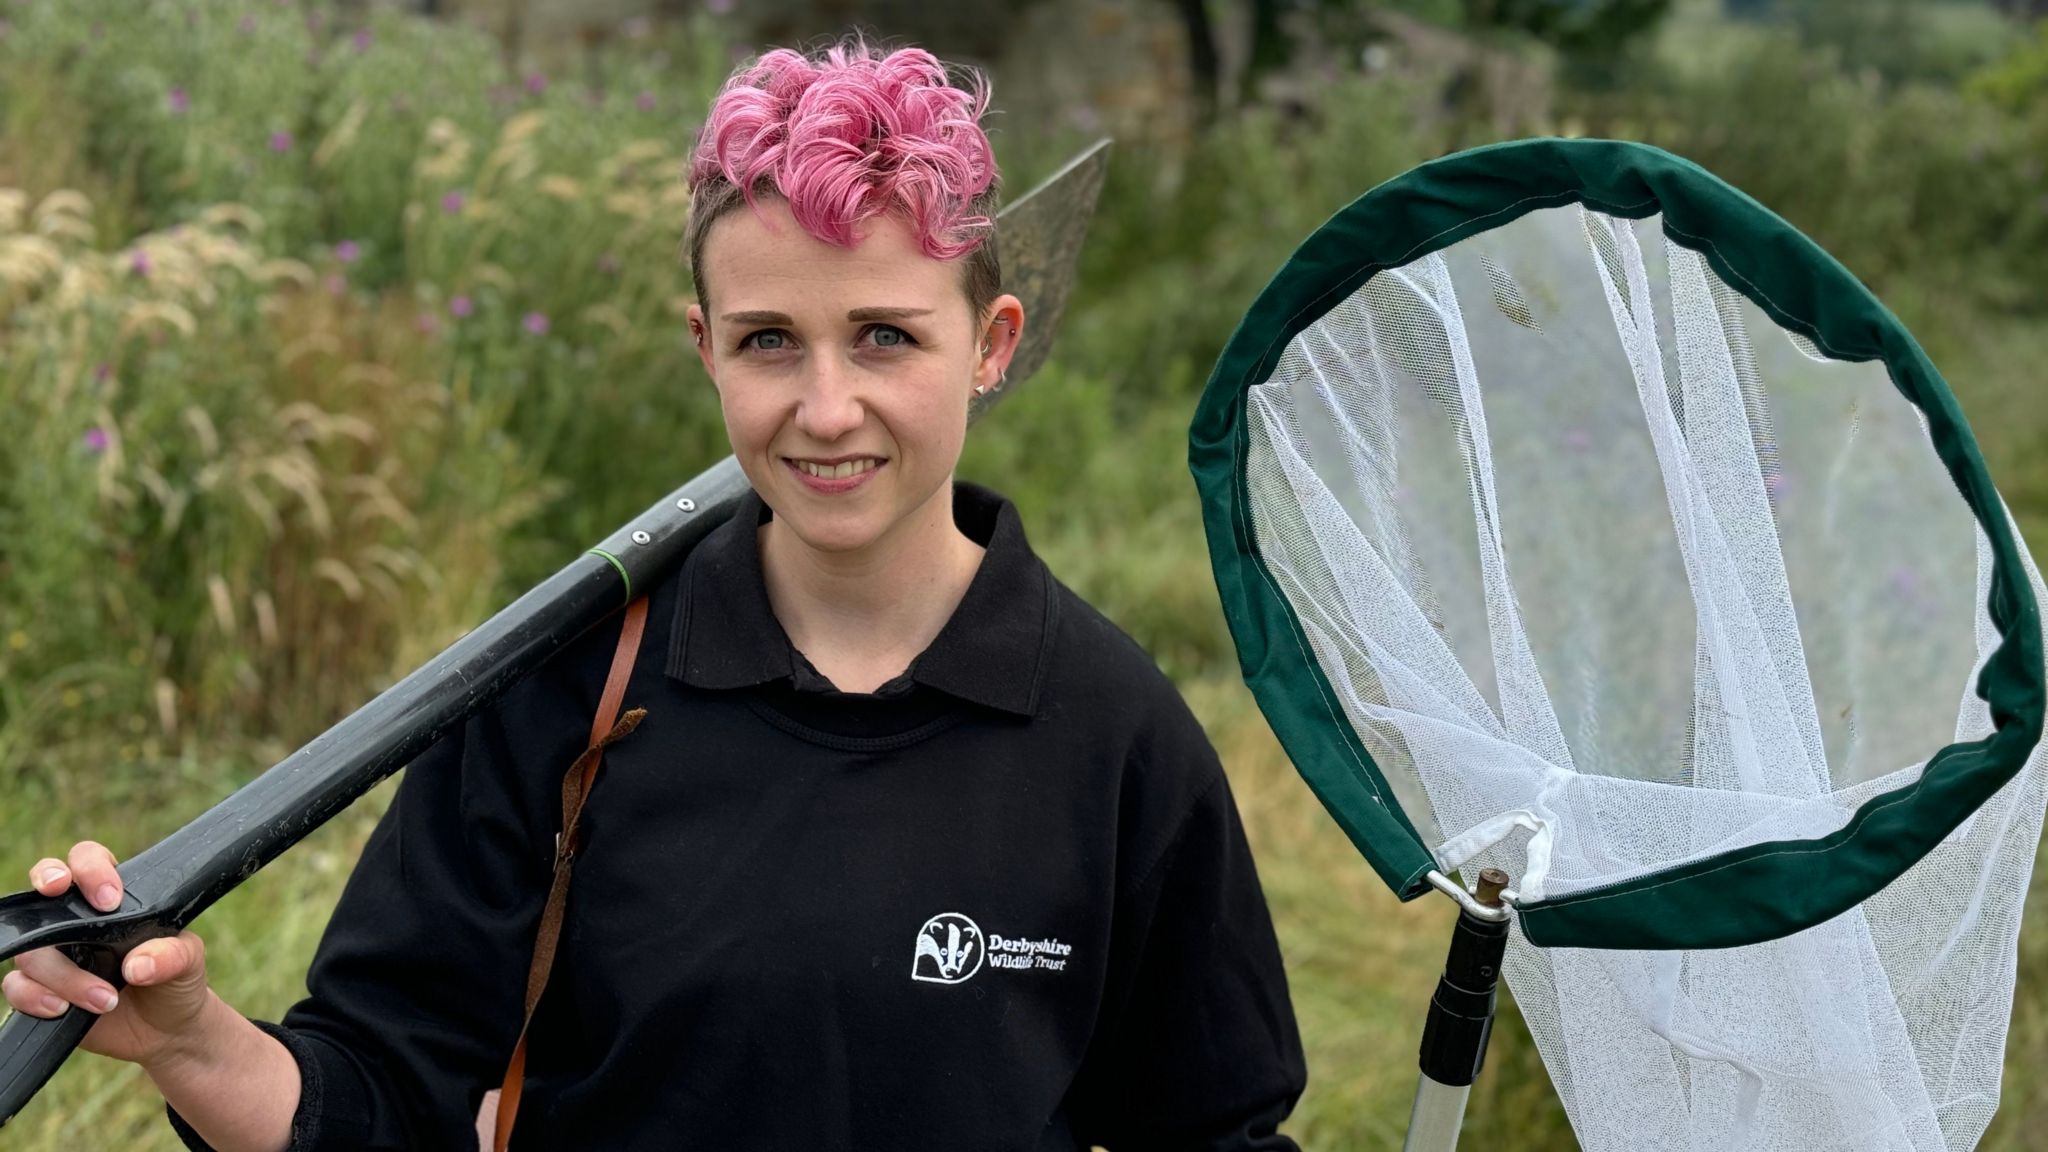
xmin=1241 ymin=203 xmax=2048 ymax=1151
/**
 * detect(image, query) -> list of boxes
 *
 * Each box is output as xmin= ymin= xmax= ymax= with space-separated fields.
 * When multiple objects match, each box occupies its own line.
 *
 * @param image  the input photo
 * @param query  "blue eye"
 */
xmin=740 ymin=325 xmax=912 ymax=353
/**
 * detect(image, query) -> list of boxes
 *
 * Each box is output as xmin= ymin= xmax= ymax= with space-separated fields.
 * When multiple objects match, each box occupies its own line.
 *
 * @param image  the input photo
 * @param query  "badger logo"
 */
xmin=911 ymin=912 xmax=985 ymax=984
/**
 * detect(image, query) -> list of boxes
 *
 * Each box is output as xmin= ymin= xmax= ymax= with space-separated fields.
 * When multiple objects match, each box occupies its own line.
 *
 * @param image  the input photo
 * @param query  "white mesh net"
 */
xmin=1242 ymin=205 xmax=2048 ymax=1150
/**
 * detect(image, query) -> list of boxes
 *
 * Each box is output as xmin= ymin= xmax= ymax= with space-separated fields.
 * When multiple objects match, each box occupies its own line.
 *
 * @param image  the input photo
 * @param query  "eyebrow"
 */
xmin=718 ymin=307 xmax=936 ymax=326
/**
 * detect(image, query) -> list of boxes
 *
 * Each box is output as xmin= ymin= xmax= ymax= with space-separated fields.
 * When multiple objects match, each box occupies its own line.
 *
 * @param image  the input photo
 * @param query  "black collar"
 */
xmin=665 ymin=480 xmax=1056 ymax=718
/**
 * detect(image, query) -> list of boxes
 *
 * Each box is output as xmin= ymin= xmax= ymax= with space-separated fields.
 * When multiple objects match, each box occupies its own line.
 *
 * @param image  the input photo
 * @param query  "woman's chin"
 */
xmin=768 ymin=491 xmax=891 ymax=556
xmin=759 ymin=459 xmax=950 ymax=556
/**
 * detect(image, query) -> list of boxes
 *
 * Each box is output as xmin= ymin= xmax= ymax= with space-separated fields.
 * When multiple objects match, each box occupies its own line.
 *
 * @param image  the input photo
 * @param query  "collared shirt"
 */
xmin=172 ymin=481 xmax=1305 ymax=1152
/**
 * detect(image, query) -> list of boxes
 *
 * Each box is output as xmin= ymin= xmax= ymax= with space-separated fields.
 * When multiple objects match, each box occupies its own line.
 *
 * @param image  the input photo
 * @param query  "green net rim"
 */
xmin=1188 ymin=136 xmax=2044 ymax=950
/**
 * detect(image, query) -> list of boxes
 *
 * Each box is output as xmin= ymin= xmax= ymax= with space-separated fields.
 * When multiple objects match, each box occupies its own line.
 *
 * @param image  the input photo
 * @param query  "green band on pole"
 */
xmin=587 ymin=548 xmax=632 ymax=604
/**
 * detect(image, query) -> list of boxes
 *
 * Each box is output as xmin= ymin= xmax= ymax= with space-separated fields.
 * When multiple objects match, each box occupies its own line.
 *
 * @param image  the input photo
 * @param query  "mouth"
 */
xmin=783 ymin=455 xmax=887 ymax=493
xmin=786 ymin=456 xmax=885 ymax=480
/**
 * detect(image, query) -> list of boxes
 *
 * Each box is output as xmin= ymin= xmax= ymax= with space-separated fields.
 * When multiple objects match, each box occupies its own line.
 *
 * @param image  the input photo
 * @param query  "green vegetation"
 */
xmin=2 ymin=1 xmax=2045 ymax=1147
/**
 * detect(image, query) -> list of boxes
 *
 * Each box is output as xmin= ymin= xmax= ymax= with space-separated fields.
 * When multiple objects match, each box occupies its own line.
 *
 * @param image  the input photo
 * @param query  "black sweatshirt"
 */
xmin=170 ymin=481 xmax=1306 ymax=1151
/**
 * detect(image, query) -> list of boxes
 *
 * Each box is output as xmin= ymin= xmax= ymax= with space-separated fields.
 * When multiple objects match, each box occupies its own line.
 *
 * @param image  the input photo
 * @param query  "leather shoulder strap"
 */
xmin=492 ymin=595 xmax=650 ymax=1151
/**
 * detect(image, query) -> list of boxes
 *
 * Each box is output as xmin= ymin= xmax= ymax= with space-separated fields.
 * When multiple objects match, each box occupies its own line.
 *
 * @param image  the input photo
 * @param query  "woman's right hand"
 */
xmin=1 ymin=841 xmax=215 ymax=1070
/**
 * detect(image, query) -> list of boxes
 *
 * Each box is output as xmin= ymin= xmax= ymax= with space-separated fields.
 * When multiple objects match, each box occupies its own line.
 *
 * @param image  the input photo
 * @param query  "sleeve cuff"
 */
xmin=166 ymin=1019 xmax=370 ymax=1152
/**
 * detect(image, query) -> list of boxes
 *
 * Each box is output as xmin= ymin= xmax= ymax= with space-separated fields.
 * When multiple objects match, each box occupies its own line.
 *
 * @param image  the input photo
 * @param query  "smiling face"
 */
xmin=688 ymin=198 xmax=1022 ymax=560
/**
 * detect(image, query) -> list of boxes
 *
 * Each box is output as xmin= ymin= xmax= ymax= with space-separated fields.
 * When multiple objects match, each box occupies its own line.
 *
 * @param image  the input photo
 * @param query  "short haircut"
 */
xmin=686 ymin=39 xmax=1003 ymax=323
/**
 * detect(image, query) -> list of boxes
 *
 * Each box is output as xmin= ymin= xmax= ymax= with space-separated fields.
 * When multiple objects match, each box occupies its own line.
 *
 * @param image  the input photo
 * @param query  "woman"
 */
xmin=4 ymin=41 xmax=1305 ymax=1150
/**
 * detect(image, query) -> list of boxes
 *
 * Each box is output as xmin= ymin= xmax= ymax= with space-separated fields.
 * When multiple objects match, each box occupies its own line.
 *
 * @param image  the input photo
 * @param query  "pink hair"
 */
xmin=689 ymin=41 xmax=998 ymax=260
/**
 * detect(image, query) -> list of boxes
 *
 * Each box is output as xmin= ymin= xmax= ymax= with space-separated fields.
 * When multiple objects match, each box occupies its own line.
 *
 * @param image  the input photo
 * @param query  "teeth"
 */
xmin=796 ymin=459 xmax=878 ymax=480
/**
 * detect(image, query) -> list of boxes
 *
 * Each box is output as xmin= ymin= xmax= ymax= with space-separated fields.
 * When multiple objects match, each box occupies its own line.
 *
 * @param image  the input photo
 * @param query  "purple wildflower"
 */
xmin=524 ymin=72 xmax=547 ymax=96
xmin=93 ymin=364 xmax=111 ymax=383
xmin=269 ymin=130 xmax=294 ymax=153
xmin=597 ymin=253 xmax=620 ymax=275
xmin=129 ymin=250 xmax=153 ymax=279
xmin=238 ymin=14 xmax=255 ymax=33
xmin=450 ymin=295 xmax=474 ymax=318
xmin=352 ymin=29 xmax=372 ymax=53
xmin=83 ymin=427 xmax=110 ymax=453
xmin=416 ymin=312 xmax=440 ymax=334
xmin=168 ymin=87 xmax=190 ymax=114
xmin=324 ymin=272 xmax=348 ymax=296
xmin=441 ymin=189 xmax=466 ymax=215
xmin=636 ymin=91 xmax=656 ymax=112
xmin=522 ymin=312 xmax=550 ymax=336
xmin=335 ymin=240 xmax=361 ymax=264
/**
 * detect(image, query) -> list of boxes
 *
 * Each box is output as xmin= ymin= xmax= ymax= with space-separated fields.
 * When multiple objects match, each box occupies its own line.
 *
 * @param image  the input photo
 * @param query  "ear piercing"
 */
xmin=980 ymin=319 xmax=1018 ymax=358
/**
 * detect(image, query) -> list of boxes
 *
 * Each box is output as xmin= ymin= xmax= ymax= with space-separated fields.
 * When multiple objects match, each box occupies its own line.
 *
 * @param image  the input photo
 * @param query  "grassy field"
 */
xmin=4 ymin=1 xmax=2048 ymax=1147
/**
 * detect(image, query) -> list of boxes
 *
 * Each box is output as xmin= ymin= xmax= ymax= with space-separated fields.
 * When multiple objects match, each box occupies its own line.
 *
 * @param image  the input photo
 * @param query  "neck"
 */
xmin=758 ymin=481 xmax=985 ymax=691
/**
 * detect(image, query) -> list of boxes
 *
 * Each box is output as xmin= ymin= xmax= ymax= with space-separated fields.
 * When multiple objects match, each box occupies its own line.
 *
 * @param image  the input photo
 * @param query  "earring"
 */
xmin=974 ymin=383 xmax=990 ymax=396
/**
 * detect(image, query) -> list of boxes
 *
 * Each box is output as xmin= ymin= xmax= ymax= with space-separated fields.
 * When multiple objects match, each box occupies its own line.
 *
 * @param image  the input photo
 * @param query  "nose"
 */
xmin=792 ymin=352 xmax=866 ymax=443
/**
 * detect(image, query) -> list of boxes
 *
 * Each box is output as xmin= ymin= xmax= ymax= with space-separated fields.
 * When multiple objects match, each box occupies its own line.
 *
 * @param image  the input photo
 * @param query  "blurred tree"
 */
xmin=1240 ymin=0 xmax=1293 ymax=106
xmin=1783 ymin=0 xmax=2016 ymax=85
xmin=1969 ymin=16 xmax=2048 ymax=107
xmin=1459 ymin=0 xmax=1672 ymax=60
xmin=1175 ymin=0 xmax=1225 ymax=121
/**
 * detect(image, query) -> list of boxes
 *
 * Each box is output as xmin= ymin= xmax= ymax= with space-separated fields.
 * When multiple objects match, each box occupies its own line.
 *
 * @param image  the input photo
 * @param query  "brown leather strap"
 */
xmin=493 ymin=595 xmax=649 ymax=1152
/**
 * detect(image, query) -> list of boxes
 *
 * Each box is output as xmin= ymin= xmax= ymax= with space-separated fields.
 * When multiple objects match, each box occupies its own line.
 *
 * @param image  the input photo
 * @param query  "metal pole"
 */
xmin=1402 ymin=868 xmax=1512 ymax=1152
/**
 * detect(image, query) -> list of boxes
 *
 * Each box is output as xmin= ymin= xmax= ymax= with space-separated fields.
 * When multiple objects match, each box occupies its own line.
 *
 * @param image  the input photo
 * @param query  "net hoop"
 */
xmin=1189 ymin=137 xmax=2044 ymax=950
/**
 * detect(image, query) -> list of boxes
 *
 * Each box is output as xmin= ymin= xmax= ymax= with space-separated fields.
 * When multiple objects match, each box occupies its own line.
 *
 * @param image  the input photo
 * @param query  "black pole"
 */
xmin=1403 ymin=868 xmax=1511 ymax=1152
xmin=0 ymin=457 xmax=748 ymax=1121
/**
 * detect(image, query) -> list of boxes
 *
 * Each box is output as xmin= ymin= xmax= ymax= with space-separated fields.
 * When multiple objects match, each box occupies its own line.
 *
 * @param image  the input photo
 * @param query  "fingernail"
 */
xmin=87 ymin=987 xmax=117 ymax=1013
xmin=94 ymin=884 xmax=119 ymax=911
xmin=126 ymin=955 xmax=155 ymax=983
xmin=39 ymin=994 xmax=66 ymax=1017
xmin=35 ymin=867 xmax=64 ymax=889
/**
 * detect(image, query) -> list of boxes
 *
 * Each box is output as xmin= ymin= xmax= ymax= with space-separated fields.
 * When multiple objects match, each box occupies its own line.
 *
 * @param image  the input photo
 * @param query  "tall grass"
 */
xmin=2 ymin=1 xmax=2046 ymax=1147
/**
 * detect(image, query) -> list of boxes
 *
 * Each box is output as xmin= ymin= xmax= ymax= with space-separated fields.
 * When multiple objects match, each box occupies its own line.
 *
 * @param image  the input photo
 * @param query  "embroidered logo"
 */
xmin=912 ymin=912 xmax=985 ymax=984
